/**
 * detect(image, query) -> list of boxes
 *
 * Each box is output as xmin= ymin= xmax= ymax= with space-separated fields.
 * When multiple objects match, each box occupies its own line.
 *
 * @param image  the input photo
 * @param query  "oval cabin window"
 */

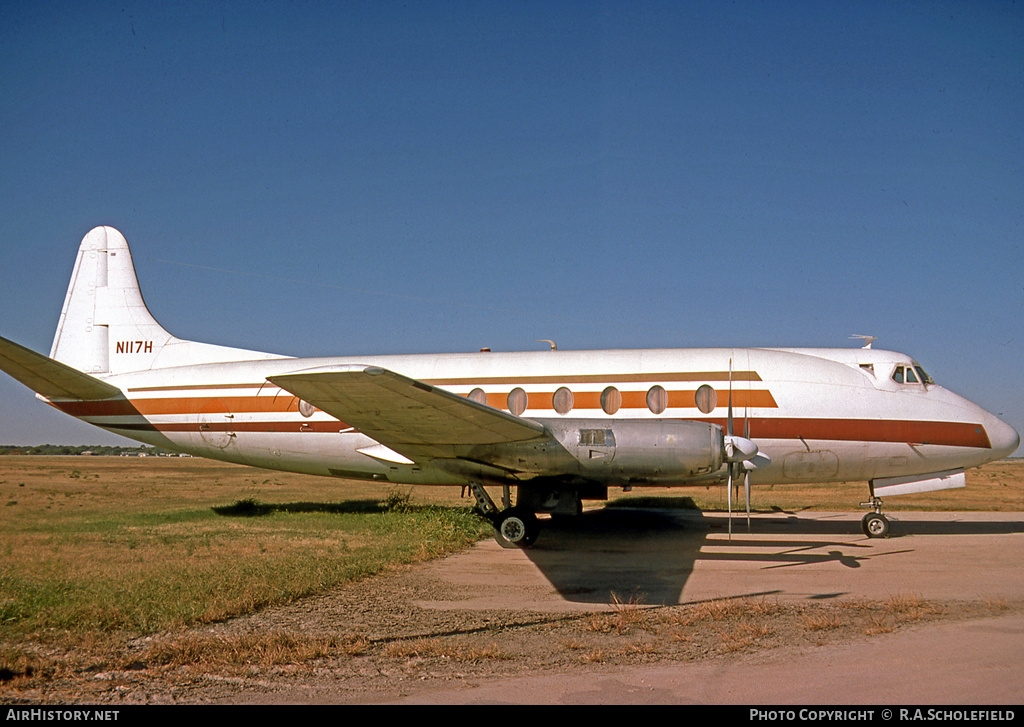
xmin=694 ymin=384 xmax=717 ymax=414
xmin=507 ymin=387 xmax=528 ymax=416
xmin=553 ymin=387 xmax=574 ymax=415
xmin=647 ymin=385 xmax=668 ymax=414
xmin=600 ymin=386 xmax=621 ymax=415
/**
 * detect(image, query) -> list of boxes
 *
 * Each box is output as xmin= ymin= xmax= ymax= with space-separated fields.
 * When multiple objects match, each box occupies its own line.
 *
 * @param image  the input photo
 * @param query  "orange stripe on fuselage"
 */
xmin=476 ymin=388 xmax=777 ymax=411
xmin=53 ymin=398 xmax=993 ymax=450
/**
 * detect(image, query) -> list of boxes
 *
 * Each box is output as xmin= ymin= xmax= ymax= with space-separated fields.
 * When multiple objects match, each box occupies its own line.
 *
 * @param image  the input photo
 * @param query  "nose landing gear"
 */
xmin=859 ymin=497 xmax=890 ymax=538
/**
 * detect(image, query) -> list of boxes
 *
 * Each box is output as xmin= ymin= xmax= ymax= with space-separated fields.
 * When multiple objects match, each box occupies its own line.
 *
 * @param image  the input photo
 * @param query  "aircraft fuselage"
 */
xmin=46 ymin=344 xmax=1018 ymax=489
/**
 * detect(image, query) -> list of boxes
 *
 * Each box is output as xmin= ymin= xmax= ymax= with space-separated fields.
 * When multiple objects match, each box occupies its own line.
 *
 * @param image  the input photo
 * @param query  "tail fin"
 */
xmin=50 ymin=226 xmax=285 ymax=375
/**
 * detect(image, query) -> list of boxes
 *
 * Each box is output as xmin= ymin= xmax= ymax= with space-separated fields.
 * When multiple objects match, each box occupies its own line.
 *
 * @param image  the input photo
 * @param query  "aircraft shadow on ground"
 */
xmin=873 ymin=516 xmax=1024 ymax=536
xmin=522 ymin=507 xmax=1024 ymax=605
xmin=521 ymin=508 xmax=707 ymax=606
xmin=211 ymin=498 xmax=406 ymax=516
xmin=209 ymin=499 xmax=1024 ymax=606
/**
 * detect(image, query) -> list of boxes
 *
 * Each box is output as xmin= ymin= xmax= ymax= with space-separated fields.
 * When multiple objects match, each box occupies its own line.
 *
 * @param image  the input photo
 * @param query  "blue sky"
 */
xmin=1 ymin=0 xmax=1021 ymax=447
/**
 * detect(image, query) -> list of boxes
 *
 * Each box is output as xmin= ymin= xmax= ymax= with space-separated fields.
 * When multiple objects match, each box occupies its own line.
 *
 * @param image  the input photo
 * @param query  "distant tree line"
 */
xmin=0 ymin=444 xmax=175 ymax=456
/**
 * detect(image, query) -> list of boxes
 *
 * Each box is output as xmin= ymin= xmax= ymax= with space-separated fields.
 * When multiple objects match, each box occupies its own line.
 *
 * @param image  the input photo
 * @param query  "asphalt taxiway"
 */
xmin=415 ymin=509 xmax=1024 ymax=609
xmin=394 ymin=508 xmax=1024 ymax=704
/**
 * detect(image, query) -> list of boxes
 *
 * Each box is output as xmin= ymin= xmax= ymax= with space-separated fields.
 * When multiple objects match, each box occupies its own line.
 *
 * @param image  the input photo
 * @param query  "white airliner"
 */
xmin=0 ymin=227 xmax=1018 ymax=545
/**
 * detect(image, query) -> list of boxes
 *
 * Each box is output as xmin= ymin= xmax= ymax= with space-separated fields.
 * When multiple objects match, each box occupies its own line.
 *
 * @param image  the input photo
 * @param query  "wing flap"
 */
xmin=268 ymin=365 xmax=544 ymax=460
xmin=0 ymin=335 xmax=121 ymax=401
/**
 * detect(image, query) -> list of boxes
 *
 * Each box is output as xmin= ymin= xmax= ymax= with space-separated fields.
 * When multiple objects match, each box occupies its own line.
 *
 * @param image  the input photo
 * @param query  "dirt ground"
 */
xmin=3 ymin=548 xmax=1018 ymax=705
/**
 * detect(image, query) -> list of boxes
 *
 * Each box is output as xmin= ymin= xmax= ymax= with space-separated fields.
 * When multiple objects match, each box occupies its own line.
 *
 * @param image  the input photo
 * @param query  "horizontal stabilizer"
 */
xmin=268 ymin=364 xmax=544 ymax=461
xmin=0 ymin=335 xmax=121 ymax=400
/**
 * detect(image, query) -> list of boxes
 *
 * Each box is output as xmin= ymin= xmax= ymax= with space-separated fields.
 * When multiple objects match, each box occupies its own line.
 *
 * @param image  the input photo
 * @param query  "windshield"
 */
xmin=891 ymin=364 xmax=935 ymax=386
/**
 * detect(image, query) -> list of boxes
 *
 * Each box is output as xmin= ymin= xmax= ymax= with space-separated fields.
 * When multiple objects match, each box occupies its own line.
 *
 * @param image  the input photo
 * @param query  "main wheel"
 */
xmin=861 ymin=512 xmax=890 ymax=538
xmin=494 ymin=507 xmax=540 ymax=548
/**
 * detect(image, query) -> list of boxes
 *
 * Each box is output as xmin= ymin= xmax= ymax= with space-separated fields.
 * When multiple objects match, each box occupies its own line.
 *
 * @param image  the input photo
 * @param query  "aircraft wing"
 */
xmin=0 ymin=334 xmax=121 ymax=400
xmin=268 ymin=364 xmax=545 ymax=461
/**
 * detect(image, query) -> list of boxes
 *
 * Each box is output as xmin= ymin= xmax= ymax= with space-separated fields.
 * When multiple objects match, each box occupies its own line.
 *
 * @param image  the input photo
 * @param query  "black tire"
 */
xmin=862 ymin=512 xmax=890 ymax=538
xmin=494 ymin=507 xmax=540 ymax=548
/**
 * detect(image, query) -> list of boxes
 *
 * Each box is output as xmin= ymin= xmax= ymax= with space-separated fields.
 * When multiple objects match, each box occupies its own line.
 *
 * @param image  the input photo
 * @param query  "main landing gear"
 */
xmin=859 ymin=497 xmax=890 ymax=538
xmin=468 ymin=483 xmax=541 ymax=548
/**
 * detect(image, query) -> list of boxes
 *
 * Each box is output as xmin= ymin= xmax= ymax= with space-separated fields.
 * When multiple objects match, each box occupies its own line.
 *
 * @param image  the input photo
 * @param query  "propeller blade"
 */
xmin=745 ymin=469 xmax=751 ymax=531
xmin=727 ymin=358 xmax=733 ymax=540
xmin=727 ymin=358 xmax=734 ymax=438
xmin=744 ymin=404 xmax=751 ymax=531
xmin=744 ymin=452 xmax=772 ymax=469
xmin=727 ymin=462 xmax=733 ymax=539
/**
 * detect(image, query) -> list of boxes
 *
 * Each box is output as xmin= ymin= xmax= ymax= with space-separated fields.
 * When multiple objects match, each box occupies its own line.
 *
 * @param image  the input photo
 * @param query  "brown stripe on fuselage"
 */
xmin=424 ymin=371 xmax=763 ymax=386
xmin=52 ymin=386 xmax=778 ymax=417
xmin=700 ymin=417 xmax=992 ymax=449
xmin=111 ymin=418 xmax=987 ymax=448
xmin=149 ymin=421 xmax=349 ymax=433
xmin=127 ymin=382 xmax=264 ymax=393
xmin=124 ymin=370 xmax=763 ymax=393
xmin=64 ymin=398 xmax=992 ymax=450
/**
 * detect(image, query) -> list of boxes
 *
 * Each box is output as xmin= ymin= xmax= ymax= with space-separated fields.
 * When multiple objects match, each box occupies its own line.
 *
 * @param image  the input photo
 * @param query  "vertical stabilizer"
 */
xmin=50 ymin=226 xmax=284 ymax=375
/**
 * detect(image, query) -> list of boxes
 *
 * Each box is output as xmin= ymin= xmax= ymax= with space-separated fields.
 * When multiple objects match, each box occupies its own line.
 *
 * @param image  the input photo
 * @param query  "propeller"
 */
xmin=723 ymin=358 xmax=761 ymax=539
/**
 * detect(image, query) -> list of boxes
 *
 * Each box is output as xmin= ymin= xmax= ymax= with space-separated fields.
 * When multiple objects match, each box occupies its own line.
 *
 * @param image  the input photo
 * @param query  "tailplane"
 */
xmin=0 ymin=333 xmax=120 ymax=400
xmin=50 ymin=226 xmax=285 ymax=375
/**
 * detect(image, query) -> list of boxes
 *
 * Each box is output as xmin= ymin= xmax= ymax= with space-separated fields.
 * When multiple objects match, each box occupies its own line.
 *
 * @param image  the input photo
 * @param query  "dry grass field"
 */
xmin=1 ymin=454 xmax=1019 ymax=637
xmin=0 ymin=455 xmax=1020 ymax=703
xmin=0 ymin=455 xmax=488 ymax=636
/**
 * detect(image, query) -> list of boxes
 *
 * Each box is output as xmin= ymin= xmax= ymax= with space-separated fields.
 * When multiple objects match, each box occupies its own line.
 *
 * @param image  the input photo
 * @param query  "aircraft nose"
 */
xmin=987 ymin=415 xmax=1020 ymax=460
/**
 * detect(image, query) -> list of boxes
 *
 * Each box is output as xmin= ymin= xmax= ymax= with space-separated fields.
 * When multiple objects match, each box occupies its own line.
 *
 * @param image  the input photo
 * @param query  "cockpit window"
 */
xmin=892 ymin=364 xmax=935 ymax=386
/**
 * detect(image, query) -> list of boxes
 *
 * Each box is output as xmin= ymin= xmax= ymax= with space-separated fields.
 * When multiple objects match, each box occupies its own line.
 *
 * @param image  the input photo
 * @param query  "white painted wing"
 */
xmin=268 ymin=364 xmax=544 ymax=461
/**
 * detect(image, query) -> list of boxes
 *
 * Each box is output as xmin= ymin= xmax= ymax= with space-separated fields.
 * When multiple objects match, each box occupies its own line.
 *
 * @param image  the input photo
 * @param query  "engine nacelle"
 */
xmin=540 ymin=418 xmax=725 ymax=481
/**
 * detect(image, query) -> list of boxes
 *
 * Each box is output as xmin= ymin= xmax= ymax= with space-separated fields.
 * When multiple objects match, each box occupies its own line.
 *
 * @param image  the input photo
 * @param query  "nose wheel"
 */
xmin=861 ymin=511 xmax=890 ymax=538
xmin=860 ymin=497 xmax=890 ymax=538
